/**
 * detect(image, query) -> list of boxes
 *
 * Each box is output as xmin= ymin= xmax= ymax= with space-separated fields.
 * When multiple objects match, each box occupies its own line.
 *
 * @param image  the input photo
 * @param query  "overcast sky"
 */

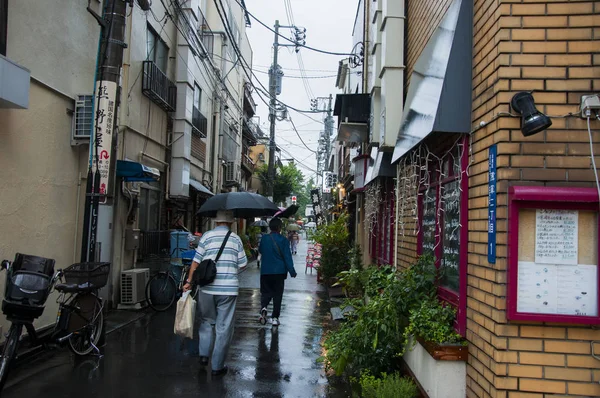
xmin=245 ymin=0 xmax=358 ymax=182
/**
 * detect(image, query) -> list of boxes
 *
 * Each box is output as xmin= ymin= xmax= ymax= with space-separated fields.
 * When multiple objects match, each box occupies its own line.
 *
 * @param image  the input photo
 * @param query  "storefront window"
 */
xmin=417 ymin=137 xmax=468 ymax=335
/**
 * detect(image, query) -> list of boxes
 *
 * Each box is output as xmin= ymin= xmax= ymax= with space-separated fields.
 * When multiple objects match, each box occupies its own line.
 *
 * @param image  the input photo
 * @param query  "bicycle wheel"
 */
xmin=0 ymin=323 xmax=23 ymax=390
xmin=68 ymin=295 xmax=104 ymax=356
xmin=146 ymin=272 xmax=177 ymax=311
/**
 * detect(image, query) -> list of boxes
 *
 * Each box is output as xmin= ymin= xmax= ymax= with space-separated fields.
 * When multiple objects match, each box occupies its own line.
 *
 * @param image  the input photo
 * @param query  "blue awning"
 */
xmin=116 ymin=160 xmax=160 ymax=182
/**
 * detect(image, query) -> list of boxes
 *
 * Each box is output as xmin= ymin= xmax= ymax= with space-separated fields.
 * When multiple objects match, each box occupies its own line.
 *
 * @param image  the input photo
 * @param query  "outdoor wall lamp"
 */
xmin=510 ymin=92 xmax=552 ymax=137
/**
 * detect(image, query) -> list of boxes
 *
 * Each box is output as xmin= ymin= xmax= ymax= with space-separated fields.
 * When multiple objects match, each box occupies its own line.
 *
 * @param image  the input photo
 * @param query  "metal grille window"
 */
xmin=147 ymin=25 xmax=168 ymax=73
xmin=74 ymin=95 xmax=93 ymax=138
xmin=222 ymin=124 xmax=239 ymax=162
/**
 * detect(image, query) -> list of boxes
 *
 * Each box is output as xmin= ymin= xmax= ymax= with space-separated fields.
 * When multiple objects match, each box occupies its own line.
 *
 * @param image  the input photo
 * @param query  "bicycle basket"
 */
xmin=63 ymin=262 xmax=110 ymax=289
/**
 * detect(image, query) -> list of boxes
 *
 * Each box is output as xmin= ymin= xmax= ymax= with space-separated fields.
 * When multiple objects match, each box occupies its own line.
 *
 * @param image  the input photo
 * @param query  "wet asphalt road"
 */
xmin=2 ymin=238 xmax=351 ymax=397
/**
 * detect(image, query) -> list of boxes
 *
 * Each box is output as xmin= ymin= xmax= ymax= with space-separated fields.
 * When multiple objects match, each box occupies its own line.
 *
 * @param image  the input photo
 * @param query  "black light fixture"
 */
xmin=510 ymin=92 xmax=552 ymax=137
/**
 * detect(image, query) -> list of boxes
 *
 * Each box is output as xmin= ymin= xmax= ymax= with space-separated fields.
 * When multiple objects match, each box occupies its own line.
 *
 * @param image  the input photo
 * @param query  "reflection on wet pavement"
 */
xmin=2 ymin=239 xmax=350 ymax=397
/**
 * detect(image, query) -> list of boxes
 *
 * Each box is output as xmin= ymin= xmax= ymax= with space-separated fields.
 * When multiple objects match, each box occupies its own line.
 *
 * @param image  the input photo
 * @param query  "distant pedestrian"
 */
xmin=258 ymin=217 xmax=297 ymax=326
xmin=290 ymin=230 xmax=299 ymax=255
xmin=184 ymin=210 xmax=247 ymax=376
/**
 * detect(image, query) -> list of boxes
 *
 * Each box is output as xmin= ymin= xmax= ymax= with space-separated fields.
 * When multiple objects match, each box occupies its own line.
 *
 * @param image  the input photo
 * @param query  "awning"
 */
xmin=364 ymin=150 xmax=396 ymax=186
xmin=116 ymin=160 xmax=160 ymax=182
xmin=189 ymin=179 xmax=214 ymax=197
xmin=391 ymin=0 xmax=473 ymax=163
xmin=334 ymin=93 xmax=371 ymax=143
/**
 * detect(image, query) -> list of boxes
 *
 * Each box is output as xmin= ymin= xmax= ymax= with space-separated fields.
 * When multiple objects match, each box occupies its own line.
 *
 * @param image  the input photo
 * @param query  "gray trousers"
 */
xmin=197 ymin=292 xmax=237 ymax=370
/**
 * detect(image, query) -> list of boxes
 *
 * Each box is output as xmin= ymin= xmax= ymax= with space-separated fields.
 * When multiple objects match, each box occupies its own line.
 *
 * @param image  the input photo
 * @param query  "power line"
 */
xmin=232 ymin=0 xmax=356 ymax=57
xmin=288 ymin=117 xmax=317 ymax=154
xmin=253 ymin=64 xmax=339 ymax=73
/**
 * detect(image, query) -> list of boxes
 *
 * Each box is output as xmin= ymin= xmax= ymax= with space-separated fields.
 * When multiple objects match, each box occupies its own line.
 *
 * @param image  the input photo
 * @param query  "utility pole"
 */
xmin=81 ymin=0 xmax=128 ymax=262
xmin=266 ymin=21 xmax=306 ymax=202
xmin=266 ymin=20 xmax=280 ymax=202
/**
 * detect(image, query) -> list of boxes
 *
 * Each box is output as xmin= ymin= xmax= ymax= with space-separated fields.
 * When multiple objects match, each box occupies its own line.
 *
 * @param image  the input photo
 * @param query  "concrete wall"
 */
xmin=0 ymin=0 xmax=100 ymax=332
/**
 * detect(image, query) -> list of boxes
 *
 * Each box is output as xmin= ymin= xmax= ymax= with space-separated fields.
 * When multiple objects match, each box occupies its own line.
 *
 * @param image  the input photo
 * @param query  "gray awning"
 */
xmin=391 ymin=0 xmax=473 ymax=163
xmin=189 ymin=179 xmax=214 ymax=197
xmin=364 ymin=150 xmax=396 ymax=186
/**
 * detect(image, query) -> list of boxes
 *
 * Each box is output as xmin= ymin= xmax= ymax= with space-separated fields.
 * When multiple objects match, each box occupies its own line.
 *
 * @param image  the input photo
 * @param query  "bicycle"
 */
xmin=145 ymin=250 xmax=194 ymax=311
xmin=0 ymin=253 xmax=109 ymax=391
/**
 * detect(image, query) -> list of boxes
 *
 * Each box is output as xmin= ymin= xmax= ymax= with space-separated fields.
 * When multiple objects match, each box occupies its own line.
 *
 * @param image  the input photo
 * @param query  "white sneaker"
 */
xmin=272 ymin=318 xmax=280 ymax=326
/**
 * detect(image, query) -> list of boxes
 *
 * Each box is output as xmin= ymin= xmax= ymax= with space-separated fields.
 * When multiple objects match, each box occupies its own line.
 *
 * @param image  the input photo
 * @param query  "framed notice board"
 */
xmin=507 ymin=186 xmax=600 ymax=324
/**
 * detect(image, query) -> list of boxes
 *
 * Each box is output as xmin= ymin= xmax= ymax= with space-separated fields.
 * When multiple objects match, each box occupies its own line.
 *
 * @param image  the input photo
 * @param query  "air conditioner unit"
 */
xmin=120 ymin=268 xmax=149 ymax=305
xmin=71 ymin=94 xmax=93 ymax=146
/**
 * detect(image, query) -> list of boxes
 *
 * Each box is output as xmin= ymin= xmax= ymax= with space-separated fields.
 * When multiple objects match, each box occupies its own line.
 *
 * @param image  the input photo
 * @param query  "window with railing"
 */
xmin=142 ymin=61 xmax=176 ymax=112
xmin=146 ymin=25 xmax=168 ymax=73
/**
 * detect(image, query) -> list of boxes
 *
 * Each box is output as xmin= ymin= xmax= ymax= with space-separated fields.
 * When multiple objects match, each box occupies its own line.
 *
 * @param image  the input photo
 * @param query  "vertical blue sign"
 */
xmin=488 ymin=145 xmax=497 ymax=264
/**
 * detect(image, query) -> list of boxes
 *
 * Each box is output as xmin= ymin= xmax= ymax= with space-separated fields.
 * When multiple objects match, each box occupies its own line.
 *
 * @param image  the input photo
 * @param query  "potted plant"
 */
xmin=402 ymin=298 xmax=467 ymax=361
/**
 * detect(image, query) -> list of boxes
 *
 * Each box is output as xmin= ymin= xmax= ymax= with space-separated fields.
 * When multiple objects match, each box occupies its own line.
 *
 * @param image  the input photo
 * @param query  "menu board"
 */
xmin=421 ymin=188 xmax=436 ymax=257
xmin=535 ymin=209 xmax=578 ymax=265
xmin=442 ymin=180 xmax=460 ymax=291
xmin=517 ymin=261 xmax=597 ymax=316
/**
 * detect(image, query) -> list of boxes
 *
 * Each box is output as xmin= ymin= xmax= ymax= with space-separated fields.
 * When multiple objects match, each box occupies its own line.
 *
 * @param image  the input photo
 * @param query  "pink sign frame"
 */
xmin=507 ymin=186 xmax=600 ymax=324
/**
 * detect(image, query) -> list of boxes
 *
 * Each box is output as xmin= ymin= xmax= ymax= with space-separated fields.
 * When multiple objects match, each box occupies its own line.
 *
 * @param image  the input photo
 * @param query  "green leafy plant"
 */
xmin=402 ymin=298 xmax=465 ymax=353
xmin=353 ymin=370 xmax=419 ymax=398
xmin=312 ymin=213 xmax=351 ymax=281
xmin=322 ymin=255 xmax=439 ymax=377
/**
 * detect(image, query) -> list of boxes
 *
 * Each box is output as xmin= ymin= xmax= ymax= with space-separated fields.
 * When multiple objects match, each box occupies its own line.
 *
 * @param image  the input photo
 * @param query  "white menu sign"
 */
xmin=93 ymin=80 xmax=118 ymax=204
xmin=517 ymin=261 xmax=597 ymax=317
xmin=535 ymin=209 xmax=578 ymax=265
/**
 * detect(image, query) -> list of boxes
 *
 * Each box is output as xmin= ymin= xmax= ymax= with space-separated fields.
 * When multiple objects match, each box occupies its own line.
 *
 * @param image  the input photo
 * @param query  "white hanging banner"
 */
xmin=92 ymin=80 xmax=118 ymax=204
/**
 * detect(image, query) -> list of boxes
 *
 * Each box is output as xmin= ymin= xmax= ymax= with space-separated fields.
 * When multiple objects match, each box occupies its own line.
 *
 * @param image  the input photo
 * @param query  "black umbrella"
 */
xmin=273 ymin=204 xmax=299 ymax=219
xmin=196 ymin=192 xmax=279 ymax=218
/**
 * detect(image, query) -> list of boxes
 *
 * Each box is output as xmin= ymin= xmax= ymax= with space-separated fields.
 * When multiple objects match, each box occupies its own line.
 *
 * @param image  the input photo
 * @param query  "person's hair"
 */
xmin=269 ymin=217 xmax=283 ymax=232
xmin=260 ymin=226 xmax=268 ymax=233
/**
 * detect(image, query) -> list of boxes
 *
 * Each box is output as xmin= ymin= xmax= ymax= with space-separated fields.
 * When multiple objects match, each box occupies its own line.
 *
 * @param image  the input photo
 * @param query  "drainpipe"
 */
xmin=363 ymin=0 xmax=369 ymax=93
xmin=212 ymin=32 xmax=228 ymax=195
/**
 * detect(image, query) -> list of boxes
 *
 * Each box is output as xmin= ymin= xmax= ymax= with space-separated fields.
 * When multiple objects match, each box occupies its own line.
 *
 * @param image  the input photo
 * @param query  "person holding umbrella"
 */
xmin=183 ymin=210 xmax=247 ymax=376
xmin=258 ymin=217 xmax=297 ymax=327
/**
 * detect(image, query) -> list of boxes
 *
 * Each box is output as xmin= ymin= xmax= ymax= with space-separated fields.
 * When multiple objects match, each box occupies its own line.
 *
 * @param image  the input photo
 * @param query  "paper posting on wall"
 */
xmin=535 ymin=209 xmax=578 ymax=265
xmin=517 ymin=261 xmax=598 ymax=316
xmin=517 ymin=261 xmax=558 ymax=314
xmin=556 ymin=264 xmax=597 ymax=317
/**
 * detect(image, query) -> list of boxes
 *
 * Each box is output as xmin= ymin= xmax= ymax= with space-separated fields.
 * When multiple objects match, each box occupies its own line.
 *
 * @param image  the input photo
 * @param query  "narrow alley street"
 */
xmin=1 ymin=237 xmax=350 ymax=398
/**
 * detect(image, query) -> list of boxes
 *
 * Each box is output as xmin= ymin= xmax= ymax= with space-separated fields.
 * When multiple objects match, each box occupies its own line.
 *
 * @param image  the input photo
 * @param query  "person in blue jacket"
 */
xmin=258 ymin=217 xmax=297 ymax=326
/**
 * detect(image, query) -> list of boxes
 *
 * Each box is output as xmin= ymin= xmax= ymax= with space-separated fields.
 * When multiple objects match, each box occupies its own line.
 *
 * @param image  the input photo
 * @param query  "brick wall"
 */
xmin=406 ymin=0 xmax=454 ymax=87
xmin=468 ymin=1 xmax=600 ymax=397
xmin=396 ymin=0 xmax=600 ymax=396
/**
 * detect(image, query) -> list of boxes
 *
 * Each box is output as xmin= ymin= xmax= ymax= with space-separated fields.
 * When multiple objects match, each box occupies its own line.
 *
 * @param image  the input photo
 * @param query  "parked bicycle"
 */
xmin=145 ymin=250 xmax=194 ymax=312
xmin=0 ymin=253 xmax=109 ymax=391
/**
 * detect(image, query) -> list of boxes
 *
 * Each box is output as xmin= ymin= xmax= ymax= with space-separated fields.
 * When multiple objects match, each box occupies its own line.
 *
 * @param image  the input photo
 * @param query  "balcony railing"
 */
xmin=192 ymin=106 xmax=208 ymax=138
xmin=142 ymin=61 xmax=176 ymax=112
xmin=241 ymin=147 xmax=255 ymax=172
xmin=243 ymin=82 xmax=256 ymax=117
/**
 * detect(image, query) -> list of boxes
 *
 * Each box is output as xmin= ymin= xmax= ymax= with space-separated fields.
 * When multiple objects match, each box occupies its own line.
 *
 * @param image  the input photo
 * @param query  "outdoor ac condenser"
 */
xmin=121 ymin=268 xmax=149 ymax=305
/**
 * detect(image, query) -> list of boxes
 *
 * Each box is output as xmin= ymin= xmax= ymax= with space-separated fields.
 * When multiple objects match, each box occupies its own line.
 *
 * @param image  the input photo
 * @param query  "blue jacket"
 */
xmin=258 ymin=232 xmax=297 ymax=277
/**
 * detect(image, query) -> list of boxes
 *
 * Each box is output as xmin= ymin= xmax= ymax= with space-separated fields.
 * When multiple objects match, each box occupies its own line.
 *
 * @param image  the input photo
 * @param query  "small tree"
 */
xmin=312 ymin=213 xmax=351 ymax=281
xmin=256 ymin=163 xmax=304 ymax=204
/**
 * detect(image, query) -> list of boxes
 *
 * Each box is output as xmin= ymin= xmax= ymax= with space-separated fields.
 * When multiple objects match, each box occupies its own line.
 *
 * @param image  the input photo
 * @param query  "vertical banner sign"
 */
xmin=310 ymin=189 xmax=325 ymax=226
xmin=93 ymin=80 xmax=118 ymax=204
xmin=488 ymin=145 xmax=497 ymax=264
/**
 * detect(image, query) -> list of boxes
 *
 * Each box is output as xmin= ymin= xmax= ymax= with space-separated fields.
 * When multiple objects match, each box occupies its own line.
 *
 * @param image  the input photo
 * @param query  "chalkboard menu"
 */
xmin=422 ymin=188 xmax=436 ymax=258
xmin=441 ymin=180 xmax=461 ymax=292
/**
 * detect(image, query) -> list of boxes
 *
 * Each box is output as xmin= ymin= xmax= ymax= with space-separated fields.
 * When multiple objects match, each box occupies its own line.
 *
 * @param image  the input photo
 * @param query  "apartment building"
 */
xmin=0 ymin=0 xmax=258 ymax=324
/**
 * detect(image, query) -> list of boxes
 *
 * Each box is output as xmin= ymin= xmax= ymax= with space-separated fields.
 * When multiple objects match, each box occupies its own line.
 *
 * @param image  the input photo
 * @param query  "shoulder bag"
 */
xmin=193 ymin=231 xmax=231 ymax=287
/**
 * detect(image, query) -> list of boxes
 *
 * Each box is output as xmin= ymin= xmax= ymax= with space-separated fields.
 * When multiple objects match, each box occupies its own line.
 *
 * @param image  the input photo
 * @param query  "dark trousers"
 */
xmin=260 ymin=274 xmax=286 ymax=318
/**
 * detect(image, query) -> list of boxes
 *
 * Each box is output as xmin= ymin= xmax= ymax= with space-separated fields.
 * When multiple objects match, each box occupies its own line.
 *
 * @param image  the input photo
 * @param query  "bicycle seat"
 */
xmin=55 ymin=283 xmax=96 ymax=293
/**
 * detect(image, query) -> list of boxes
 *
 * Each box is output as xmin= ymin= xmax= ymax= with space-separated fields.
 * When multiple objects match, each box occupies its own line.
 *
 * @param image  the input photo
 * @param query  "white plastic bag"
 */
xmin=174 ymin=290 xmax=196 ymax=339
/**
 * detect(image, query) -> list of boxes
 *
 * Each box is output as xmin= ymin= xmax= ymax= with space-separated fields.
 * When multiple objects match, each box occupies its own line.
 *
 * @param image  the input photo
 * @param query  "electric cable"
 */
xmin=232 ymin=0 xmax=356 ymax=57
xmin=289 ymin=117 xmax=317 ymax=154
xmin=586 ymin=114 xmax=600 ymax=208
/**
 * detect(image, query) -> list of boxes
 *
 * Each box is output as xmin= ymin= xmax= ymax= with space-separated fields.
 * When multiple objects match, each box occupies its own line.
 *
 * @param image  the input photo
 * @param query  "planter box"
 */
xmin=403 ymin=337 xmax=467 ymax=398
